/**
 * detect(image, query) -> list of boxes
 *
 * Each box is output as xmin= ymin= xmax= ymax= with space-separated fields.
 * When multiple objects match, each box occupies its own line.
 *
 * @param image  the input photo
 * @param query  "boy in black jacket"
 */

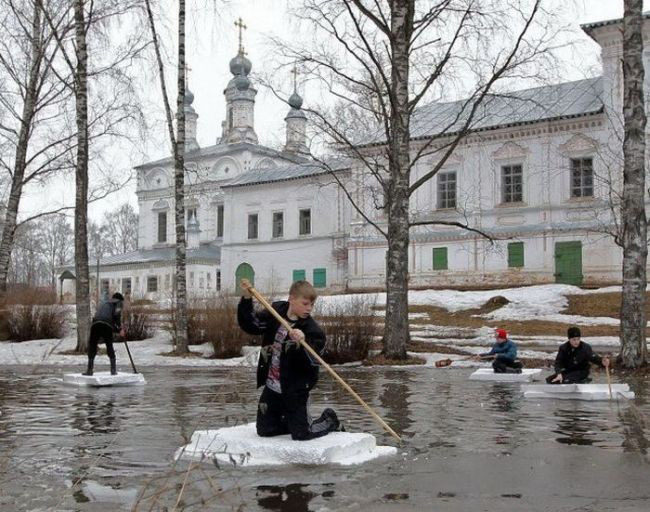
xmin=238 ymin=279 xmax=340 ymax=440
xmin=546 ymin=326 xmax=610 ymax=384
xmin=83 ymin=292 xmax=125 ymax=376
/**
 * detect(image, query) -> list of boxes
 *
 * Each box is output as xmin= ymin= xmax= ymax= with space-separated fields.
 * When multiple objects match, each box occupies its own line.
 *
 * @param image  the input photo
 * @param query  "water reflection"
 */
xmin=553 ymin=408 xmax=598 ymax=446
xmin=256 ymin=483 xmax=316 ymax=512
xmin=379 ymin=370 xmax=413 ymax=437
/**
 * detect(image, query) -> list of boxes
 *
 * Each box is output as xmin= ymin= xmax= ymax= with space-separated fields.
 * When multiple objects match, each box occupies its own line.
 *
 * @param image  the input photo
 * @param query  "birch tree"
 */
xmin=0 ymin=0 xmax=75 ymax=293
xmin=274 ymin=0 xmax=561 ymax=358
xmin=143 ymin=0 xmax=189 ymax=354
xmin=620 ymin=0 xmax=647 ymax=368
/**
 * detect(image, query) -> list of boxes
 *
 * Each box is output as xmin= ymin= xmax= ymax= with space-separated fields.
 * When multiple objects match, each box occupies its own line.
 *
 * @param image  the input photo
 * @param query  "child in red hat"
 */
xmin=474 ymin=328 xmax=522 ymax=373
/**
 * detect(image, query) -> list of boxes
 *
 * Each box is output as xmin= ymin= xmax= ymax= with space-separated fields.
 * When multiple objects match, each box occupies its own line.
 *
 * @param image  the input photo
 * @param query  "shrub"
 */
xmin=1 ymin=286 xmax=57 ymax=306
xmin=162 ymin=296 xmax=247 ymax=357
xmin=122 ymin=304 xmax=153 ymax=341
xmin=317 ymin=295 xmax=379 ymax=364
xmin=7 ymin=304 xmax=66 ymax=341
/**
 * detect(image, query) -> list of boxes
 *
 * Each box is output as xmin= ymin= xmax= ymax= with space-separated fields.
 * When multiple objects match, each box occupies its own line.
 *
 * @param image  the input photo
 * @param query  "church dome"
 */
xmin=234 ymin=75 xmax=250 ymax=91
xmin=229 ymin=52 xmax=252 ymax=76
xmin=184 ymin=86 xmax=195 ymax=105
xmin=288 ymin=91 xmax=303 ymax=109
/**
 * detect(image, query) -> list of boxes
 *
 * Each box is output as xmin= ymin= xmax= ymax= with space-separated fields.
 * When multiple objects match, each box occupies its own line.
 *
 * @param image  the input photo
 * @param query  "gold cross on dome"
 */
xmin=235 ymin=17 xmax=247 ymax=54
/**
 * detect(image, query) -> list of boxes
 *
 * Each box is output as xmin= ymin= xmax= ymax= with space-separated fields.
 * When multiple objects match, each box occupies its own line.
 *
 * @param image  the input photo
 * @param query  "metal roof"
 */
xmin=581 ymin=12 xmax=650 ymax=35
xmin=223 ymin=160 xmax=350 ymax=188
xmin=359 ymin=77 xmax=604 ymax=146
xmin=135 ymin=142 xmax=307 ymax=170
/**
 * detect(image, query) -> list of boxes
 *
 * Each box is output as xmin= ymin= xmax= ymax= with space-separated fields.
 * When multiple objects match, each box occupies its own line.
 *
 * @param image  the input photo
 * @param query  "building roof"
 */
xmin=223 ymin=160 xmax=350 ymax=188
xmin=360 ymin=77 xmax=604 ymax=146
xmin=581 ymin=12 xmax=650 ymax=35
xmin=135 ymin=142 xmax=307 ymax=170
xmin=60 ymin=245 xmax=221 ymax=275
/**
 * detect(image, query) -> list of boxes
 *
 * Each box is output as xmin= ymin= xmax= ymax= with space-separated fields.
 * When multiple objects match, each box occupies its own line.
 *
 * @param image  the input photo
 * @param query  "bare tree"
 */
xmin=620 ymin=0 xmax=647 ymax=368
xmin=0 ymin=0 xmax=75 ymax=293
xmin=274 ymin=0 xmax=561 ymax=358
xmin=40 ymin=212 xmax=73 ymax=287
xmin=97 ymin=202 xmax=138 ymax=255
xmin=143 ymin=0 xmax=189 ymax=354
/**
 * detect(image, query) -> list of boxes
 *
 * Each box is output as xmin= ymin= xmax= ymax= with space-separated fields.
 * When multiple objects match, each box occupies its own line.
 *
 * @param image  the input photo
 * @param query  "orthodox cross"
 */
xmin=291 ymin=64 xmax=298 ymax=91
xmin=235 ymin=17 xmax=247 ymax=54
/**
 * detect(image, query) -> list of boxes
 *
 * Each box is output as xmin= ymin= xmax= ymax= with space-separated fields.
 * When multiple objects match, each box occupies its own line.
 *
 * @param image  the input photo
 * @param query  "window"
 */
xmin=122 ymin=278 xmax=132 ymax=295
xmin=190 ymin=271 xmax=195 ymax=288
xmin=501 ymin=164 xmax=523 ymax=203
xmin=147 ymin=276 xmax=158 ymax=293
xmin=164 ymin=274 xmax=170 ymax=290
xmin=157 ymin=211 xmax=167 ymax=243
xmin=432 ymin=247 xmax=448 ymax=270
xmin=135 ymin=276 xmax=140 ymax=291
xmin=199 ymin=276 xmax=205 ymax=289
xmin=207 ymin=272 xmax=212 ymax=288
xmin=216 ymin=270 xmax=221 ymax=291
xmin=571 ymin=158 xmax=594 ymax=198
xmin=313 ymin=268 xmax=326 ymax=288
xmin=437 ymin=171 xmax=457 ymax=209
xmin=299 ymin=209 xmax=311 ymax=235
xmin=272 ymin=211 xmax=284 ymax=238
xmin=508 ymin=242 xmax=524 ymax=268
xmin=186 ymin=207 xmax=197 ymax=223
xmin=248 ymin=213 xmax=258 ymax=239
xmin=293 ymin=269 xmax=306 ymax=282
xmin=216 ymin=204 xmax=224 ymax=238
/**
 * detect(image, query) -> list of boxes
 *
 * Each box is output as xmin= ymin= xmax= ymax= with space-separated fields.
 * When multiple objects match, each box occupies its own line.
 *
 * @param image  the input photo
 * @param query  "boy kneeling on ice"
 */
xmin=474 ymin=328 xmax=522 ymax=373
xmin=238 ymin=278 xmax=341 ymax=440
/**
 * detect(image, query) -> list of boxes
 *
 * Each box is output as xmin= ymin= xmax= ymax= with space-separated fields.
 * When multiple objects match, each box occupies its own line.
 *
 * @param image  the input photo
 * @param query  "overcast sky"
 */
xmin=18 ymin=0 xmax=645 ymax=224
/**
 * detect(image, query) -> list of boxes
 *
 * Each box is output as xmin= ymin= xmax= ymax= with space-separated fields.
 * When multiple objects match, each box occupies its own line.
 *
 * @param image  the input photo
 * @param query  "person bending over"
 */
xmin=475 ymin=328 xmax=522 ymax=373
xmin=546 ymin=326 xmax=609 ymax=384
xmin=83 ymin=292 xmax=125 ymax=376
xmin=237 ymin=279 xmax=340 ymax=440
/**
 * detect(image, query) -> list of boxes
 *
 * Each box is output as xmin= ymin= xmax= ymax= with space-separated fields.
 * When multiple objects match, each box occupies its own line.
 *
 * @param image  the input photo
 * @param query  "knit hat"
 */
xmin=567 ymin=326 xmax=581 ymax=339
xmin=495 ymin=328 xmax=508 ymax=340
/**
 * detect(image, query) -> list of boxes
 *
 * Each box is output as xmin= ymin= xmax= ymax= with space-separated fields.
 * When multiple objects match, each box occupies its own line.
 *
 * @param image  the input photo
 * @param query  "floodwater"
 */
xmin=0 ymin=365 xmax=649 ymax=512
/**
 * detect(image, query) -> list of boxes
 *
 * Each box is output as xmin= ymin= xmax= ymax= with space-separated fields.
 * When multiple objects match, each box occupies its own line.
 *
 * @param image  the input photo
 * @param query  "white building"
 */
xmin=58 ymin=15 xmax=649 ymax=301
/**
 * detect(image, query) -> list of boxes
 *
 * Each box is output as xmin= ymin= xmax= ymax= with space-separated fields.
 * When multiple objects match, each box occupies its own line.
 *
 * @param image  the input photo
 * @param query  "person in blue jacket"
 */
xmin=475 ymin=328 xmax=522 ymax=373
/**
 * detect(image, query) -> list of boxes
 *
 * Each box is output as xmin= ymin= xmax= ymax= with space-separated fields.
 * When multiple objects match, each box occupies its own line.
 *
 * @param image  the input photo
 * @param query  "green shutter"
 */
xmin=292 ymin=269 xmax=306 ymax=282
xmin=508 ymin=242 xmax=524 ymax=268
xmin=432 ymin=247 xmax=448 ymax=270
xmin=313 ymin=268 xmax=326 ymax=288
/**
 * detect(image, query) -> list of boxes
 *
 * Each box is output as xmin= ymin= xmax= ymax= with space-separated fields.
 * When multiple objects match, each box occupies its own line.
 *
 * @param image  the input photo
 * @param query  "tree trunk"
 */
xmin=382 ymin=0 xmax=414 ymax=359
xmin=620 ymin=0 xmax=647 ymax=368
xmin=0 ymin=2 xmax=43 ymax=293
xmin=174 ymin=0 xmax=188 ymax=354
xmin=73 ymin=0 xmax=91 ymax=352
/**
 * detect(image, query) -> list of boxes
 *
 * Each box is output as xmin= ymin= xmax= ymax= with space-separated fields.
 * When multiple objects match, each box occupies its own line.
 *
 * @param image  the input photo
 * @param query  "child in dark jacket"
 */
xmin=475 ymin=328 xmax=522 ymax=373
xmin=237 ymin=279 xmax=340 ymax=441
xmin=546 ymin=326 xmax=610 ymax=384
xmin=83 ymin=292 xmax=125 ymax=376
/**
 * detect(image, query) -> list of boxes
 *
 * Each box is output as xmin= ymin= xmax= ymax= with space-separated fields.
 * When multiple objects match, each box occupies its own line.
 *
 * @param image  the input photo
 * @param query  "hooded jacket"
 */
xmin=237 ymin=297 xmax=326 ymax=395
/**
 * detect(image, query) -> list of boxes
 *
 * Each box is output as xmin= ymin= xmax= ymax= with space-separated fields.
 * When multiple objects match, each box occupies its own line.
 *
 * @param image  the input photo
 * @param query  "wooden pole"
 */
xmin=605 ymin=364 xmax=613 ymax=399
xmin=245 ymin=285 xmax=401 ymax=441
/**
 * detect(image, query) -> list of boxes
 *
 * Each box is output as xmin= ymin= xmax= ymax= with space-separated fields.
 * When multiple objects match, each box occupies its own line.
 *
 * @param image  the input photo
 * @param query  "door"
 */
xmin=235 ymin=263 xmax=255 ymax=292
xmin=554 ymin=241 xmax=583 ymax=285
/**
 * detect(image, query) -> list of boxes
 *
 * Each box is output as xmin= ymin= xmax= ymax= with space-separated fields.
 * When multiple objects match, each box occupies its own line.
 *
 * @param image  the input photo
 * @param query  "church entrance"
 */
xmin=235 ymin=262 xmax=255 ymax=292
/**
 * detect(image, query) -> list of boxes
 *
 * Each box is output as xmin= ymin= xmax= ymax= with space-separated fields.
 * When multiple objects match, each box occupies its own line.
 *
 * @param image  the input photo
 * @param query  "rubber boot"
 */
xmin=82 ymin=358 xmax=94 ymax=376
xmin=110 ymin=357 xmax=117 ymax=376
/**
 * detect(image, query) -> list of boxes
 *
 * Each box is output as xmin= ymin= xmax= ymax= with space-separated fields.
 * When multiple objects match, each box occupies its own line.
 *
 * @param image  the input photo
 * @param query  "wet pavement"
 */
xmin=0 ymin=365 xmax=649 ymax=511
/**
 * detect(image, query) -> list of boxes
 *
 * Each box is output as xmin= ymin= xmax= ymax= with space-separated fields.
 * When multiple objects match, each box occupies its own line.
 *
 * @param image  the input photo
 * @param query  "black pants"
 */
xmin=545 ymin=369 xmax=590 ymax=384
xmin=88 ymin=323 xmax=115 ymax=362
xmin=492 ymin=358 xmax=522 ymax=373
xmin=256 ymin=386 xmax=338 ymax=441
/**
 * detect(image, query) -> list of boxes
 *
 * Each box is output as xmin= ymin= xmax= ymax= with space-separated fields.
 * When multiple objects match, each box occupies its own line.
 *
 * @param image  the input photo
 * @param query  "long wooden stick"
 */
xmin=605 ymin=364 xmax=612 ymax=399
xmin=246 ymin=285 xmax=401 ymax=441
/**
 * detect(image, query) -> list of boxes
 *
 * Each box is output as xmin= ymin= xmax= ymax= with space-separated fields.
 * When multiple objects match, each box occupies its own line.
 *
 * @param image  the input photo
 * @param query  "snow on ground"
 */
xmin=0 ymin=331 xmax=261 ymax=368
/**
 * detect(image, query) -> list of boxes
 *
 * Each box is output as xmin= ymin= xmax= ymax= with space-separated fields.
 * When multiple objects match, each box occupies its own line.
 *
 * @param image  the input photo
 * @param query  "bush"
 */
xmin=7 ymin=304 xmax=66 ymax=341
xmin=162 ymin=296 xmax=247 ymax=357
xmin=1 ymin=286 xmax=57 ymax=306
xmin=122 ymin=304 xmax=153 ymax=341
xmin=317 ymin=295 xmax=379 ymax=364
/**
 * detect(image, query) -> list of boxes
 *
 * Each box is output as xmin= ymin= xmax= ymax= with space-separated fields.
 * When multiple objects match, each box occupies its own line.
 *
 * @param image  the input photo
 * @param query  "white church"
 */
xmin=58 ymin=15 xmax=647 ymax=301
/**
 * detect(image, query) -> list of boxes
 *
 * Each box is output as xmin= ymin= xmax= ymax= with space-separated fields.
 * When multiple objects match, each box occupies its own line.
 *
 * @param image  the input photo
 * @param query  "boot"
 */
xmin=110 ymin=357 xmax=117 ymax=376
xmin=82 ymin=359 xmax=94 ymax=376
